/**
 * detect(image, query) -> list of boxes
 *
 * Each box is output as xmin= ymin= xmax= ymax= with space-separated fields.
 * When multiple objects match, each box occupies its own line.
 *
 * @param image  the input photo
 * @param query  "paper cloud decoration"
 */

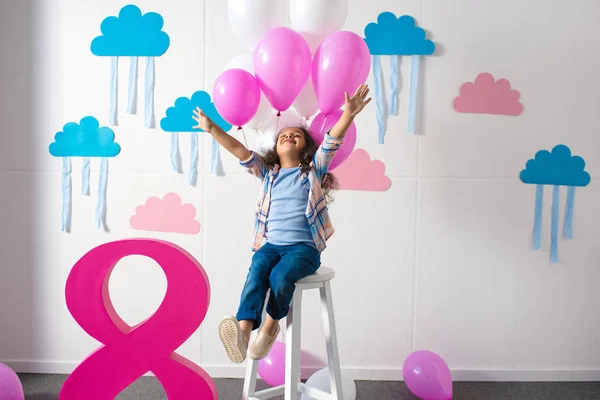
xmin=91 ymin=4 xmax=171 ymax=129
xmin=160 ymin=91 xmax=232 ymax=186
xmin=48 ymin=116 xmax=121 ymax=233
xmin=333 ymin=149 xmax=391 ymax=191
xmin=453 ymin=73 xmax=523 ymax=116
xmin=363 ymin=12 xmax=436 ymax=142
xmin=519 ymin=144 xmax=590 ymax=264
xmin=130 ymin=193 xmax=201 ymax=235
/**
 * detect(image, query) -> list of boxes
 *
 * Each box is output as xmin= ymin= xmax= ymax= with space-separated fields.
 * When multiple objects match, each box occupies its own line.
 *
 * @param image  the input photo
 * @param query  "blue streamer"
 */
xmin=61 ymin=157 xmax=72 ymax=233
xmin=144 ymin=56 xmax=156 ymax=129
xmin=81 ymin=157 xmax=90 ymax=195
xmin=95 ymin=158 xmax=108 ymax=230
xmin=189 ymin=132 xmax=199 ymax=186
xmin=532 ymin=184 xmax=543 ymax=250
xmin=109 ymin=56 xmax=118 ymax=126
xmin=127 ymin=56 xmax=138 ymax=114
xmin=372 ymin=55 xmax=385 ymax=144
xmin=563 ymin=186 xmax=575 ymax=239
xmin=550 ymin=185 xmax=559 ymax=263
xmin=170 ymin=132 xmax=182 ymax=172
xmin=407 ymin=55 xmax=420 ymax=134
xmin=389 ymin=56 xmax=399 ymax=116
xmin=210 ymin=137 xmax=220 ymax=175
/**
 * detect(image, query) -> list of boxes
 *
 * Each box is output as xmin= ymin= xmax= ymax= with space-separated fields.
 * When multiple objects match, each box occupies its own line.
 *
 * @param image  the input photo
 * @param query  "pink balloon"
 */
xmin=402 ymin=350 xmax=453 ymax=400
xmin=257 ymin=341 xmax=286 ymax=386
xmin=253 ymin=27 xmax=312 ymax=113
xmin=213 ymin=68 xmax=261 ymax=128
xmin=312 ymin=31 xmax=371 ymax=114
xmin=309 ymin=110 xmax=356 ymax=171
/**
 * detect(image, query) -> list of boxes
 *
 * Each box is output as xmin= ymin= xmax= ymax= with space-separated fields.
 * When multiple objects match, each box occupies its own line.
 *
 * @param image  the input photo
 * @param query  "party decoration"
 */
xmin=0 ymin=363 xmax=24 ymax=400
xmin=402 ymin=350 xmax=452 ymax=400
xmin=253 ymin=27 xmax=312 ymax=114
xmin=213 ymin=68 xmax=261 ymax=128
xmin=333 ymin=149 xmax=391 ymax=191
xmin=520 ymin=145 xmax=590 ymax=263
xmin=289 ymin=0 xmax=349 ymax=52
xmin=130 ymin=193 xmax=200 ymax=235
xmin=309 ymin=110 xmax=356 ymax=170
xmin=91 ymin=4 xmax=170 ymax=128
xmin=161 ymin=91 xmax=232 ymax=183
xmin=59 ymin=239 xmax=218 ymax=399
xmin=224 ymin=53 xmax=274 ymax=130
xmin=312 ymin=31 xmax=371 ymax=115
xmin=49 ymin=116 xmax=121 ymax=232
xmin=300 ymin=367 xmax=356 ymax=400
xmin=364 ymin=12 xmax=435 ymax=142
xmin=257 ymin=340 xmax=286 ymax=387
xmin=293 ymin=79 xmax=320 ymax=120
xmin=227 ymin=0 xmax=289 ymax=51
xmin=453 ymin=72 xmax=524 ymax=116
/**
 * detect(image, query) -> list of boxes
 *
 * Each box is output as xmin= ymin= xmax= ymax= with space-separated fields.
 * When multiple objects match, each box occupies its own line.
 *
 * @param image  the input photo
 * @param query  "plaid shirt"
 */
xmin=240 ymin=132 xmax=344 ymax=253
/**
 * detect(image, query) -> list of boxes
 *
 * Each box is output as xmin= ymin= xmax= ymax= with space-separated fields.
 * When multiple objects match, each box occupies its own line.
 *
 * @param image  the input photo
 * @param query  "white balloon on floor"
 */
xmin=300 ymin=367 xmax=356 ymax=400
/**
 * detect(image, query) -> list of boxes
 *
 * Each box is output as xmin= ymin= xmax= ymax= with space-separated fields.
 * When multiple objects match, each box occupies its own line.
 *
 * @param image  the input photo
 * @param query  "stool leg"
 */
xmin=320 ymin=281 xmax=343 ymax=400
xmin=285 ymin=289 xmax=303 ymax=400
xmin=243 ymin=330 xmax=260 ymax=400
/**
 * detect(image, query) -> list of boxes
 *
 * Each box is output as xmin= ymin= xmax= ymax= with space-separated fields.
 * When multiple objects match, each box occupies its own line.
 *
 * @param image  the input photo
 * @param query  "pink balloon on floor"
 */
xmin=257 ymin=341 xmax=286 ymax=387
xmin=402 ymin=350 xmax=452 ymax=400
xmin=309 ymin=110 xmax=357 ymax=171
xmin=213 ymin=68 xmax=261 ymax=128
xmin=0 ymin=363 xmax=24 ymax=400
xmin=312 ymin=31 xmax=371 ymax=115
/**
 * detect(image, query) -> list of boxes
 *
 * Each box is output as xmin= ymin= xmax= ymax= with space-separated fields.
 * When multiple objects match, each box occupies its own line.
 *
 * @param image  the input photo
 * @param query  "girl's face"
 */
xmin=276 ymin=128 xmax=306 ymax=155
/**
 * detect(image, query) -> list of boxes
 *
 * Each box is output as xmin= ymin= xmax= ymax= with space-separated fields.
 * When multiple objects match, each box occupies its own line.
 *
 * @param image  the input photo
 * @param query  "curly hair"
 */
xmin=262 ymin=126 xmax=339 ymax=204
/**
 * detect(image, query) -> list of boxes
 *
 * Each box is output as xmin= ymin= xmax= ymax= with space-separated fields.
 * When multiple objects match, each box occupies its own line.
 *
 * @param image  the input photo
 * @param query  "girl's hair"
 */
xmin=262 ymin=126 xmax=338 ymax=203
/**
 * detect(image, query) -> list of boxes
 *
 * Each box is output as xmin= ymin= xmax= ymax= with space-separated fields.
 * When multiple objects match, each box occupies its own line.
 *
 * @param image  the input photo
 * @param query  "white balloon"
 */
xmin=246 ymin=92 xmax=274 ymax=130
xmin=292 ymin=78 xmax=319 ymax=119
xmin=228 ymin=0 xmax=289 ymax=51
xmin=224 ymin=53 xmax=254 ymax=74
xmin=300 ymin=367 xmax=356 ymax=400
xmin=289 ymin=0 xmax=348 ymax=52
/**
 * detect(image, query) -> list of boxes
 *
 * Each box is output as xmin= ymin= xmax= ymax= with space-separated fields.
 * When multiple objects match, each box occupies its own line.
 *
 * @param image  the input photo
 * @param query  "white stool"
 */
xmin=242 ymin=266 xmax=343 ymax=400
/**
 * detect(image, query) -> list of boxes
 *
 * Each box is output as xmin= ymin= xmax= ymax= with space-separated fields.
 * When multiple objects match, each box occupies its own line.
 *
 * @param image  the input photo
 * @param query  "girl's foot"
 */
xmin=218 ymin=316 xmax=248 ymax=363
xmin=248 ymin=323 xmax=280 ymax=360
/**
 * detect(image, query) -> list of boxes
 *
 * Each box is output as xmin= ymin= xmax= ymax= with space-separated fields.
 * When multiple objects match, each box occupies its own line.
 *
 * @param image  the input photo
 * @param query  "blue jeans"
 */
xmin=236 ymin=243 xmax=321 ymax=330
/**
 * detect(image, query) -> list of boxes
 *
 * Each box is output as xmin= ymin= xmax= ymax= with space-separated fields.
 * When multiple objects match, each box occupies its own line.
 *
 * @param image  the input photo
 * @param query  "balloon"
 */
xmin=300 ymin=367 xmax=356 ymax=400
xmin=309 ymin=110 xmax=356 ymax=171
xmin=257 ymin=341 xmax=286 ymax=387
xmin=224 ymin=53 xmax=255 ymax=74
xmin=253 ymin=27 xmax=312 ymax=113
xmin=0 ymin=363 xmax=24 ymax=400
xmin=212 ymin=68 xmax=261 ymax=128
xmin=402 ymin=350 xmax=453 ymax=400
xmin=312 ymin=31 xmax=371 ymax=115
xmin=293 ymin=78 xmax=319 ymax=119
xmin=227 ymin=0 xmax=289 ymax=51
xmin=289 ymin=0 xmax=349 ymax=52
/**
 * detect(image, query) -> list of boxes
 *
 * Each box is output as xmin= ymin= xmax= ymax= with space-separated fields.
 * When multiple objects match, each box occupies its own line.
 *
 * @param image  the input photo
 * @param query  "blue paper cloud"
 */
xmin=160 ymin=91 xmax=232 ymax=133
xmin=91 ymin=5 xmax=170 ymax=57
xmin=49 ymin=116 xmax=121 ymax=157
xmin=364 ymin=12 xmax=435 ymax=55
xmin=520 ymin=144 xmax=590 ymax=187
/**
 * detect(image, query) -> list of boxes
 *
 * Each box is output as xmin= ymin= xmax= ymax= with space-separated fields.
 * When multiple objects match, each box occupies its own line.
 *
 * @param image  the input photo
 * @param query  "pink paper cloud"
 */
xmin=453 ymin=72 xmax=523 ymax=116
xmin=130 ymin=192 xmax=200 ymax=235
xmin=334 ymin=149 xmax=391 ymax=191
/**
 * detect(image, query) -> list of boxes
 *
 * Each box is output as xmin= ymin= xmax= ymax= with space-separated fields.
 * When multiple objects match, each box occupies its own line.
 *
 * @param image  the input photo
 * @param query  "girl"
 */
xmin=192 ymin=84 xmax=371 ymax=363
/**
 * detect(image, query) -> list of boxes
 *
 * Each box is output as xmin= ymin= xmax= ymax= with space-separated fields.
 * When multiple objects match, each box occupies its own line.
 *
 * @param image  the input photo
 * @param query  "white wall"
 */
xmin=1 ymin=0 xmax=599 ymax=383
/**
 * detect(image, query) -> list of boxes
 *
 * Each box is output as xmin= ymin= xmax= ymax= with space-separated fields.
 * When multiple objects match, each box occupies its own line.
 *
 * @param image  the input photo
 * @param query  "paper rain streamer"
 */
xmin=364 ymin=12 xmax=435 ymax=142
xmin=91 ymin=4 xmax=170 ymax=128
xmin=520 ymin=144 xmax=591 ymax=263
xmin=161 ymin=91 xmax=233 ymax=184
xmin=49 ymin=116 xmax=121 ymax=232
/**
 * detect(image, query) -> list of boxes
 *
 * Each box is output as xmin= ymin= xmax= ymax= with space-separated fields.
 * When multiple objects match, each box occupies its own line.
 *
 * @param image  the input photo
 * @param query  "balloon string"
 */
xmin=241 ymin=127 xmax=248 ymax=148
xmin=319 ymin=114 xmax=328 ymax=136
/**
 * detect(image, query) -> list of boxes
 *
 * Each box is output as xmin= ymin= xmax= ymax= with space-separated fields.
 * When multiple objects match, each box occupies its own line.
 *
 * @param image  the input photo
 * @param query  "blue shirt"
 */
xmin=266 ymin=167 xmax=314 ymax=247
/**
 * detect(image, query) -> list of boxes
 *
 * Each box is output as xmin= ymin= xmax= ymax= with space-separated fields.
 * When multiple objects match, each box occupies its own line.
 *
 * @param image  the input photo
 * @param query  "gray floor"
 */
xmin=18 ymin=374 xmax=600 ymax=400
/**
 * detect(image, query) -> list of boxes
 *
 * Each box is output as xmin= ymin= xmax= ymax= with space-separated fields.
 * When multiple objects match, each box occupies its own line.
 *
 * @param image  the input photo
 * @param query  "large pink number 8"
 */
xmin=59 ymin=239 xmax=218 ymax=399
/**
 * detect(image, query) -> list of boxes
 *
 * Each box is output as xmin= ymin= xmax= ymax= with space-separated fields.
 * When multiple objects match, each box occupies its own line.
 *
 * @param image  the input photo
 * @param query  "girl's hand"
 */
xmin=344 ymin=84 xmax=372 ymax=117
xmin=192 ymin=107 xmax=215 ymax=132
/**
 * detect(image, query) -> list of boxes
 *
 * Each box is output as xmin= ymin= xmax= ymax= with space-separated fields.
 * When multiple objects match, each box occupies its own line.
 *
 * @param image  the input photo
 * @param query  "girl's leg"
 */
xmin=248 ymin=243 xmax=320 ymax=360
